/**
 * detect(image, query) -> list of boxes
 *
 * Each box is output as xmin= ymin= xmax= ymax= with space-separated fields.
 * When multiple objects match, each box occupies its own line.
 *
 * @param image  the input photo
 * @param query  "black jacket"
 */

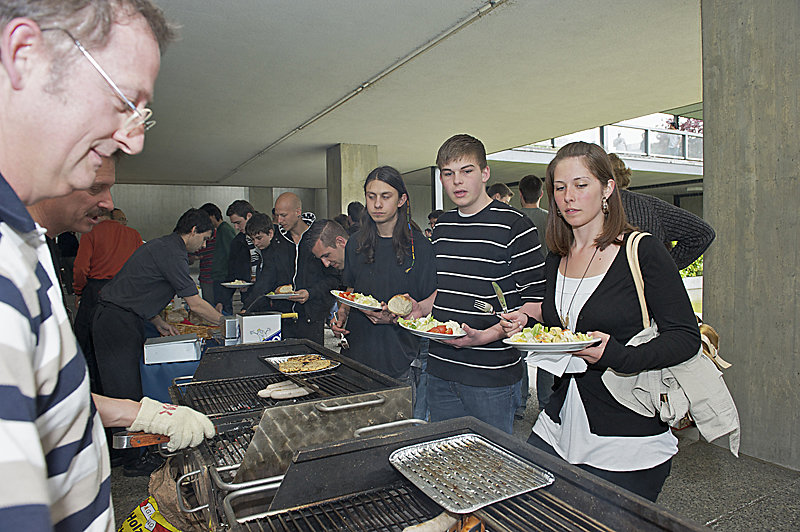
xmin=227 ymin=232 xmax=252 ymax=282
xmin=262 ymin=214 xmax=340 ymax=322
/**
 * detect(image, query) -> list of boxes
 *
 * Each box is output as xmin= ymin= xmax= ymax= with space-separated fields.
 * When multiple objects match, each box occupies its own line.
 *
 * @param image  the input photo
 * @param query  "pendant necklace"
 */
xmin=559 ymin=246 xmax=599 ymax=330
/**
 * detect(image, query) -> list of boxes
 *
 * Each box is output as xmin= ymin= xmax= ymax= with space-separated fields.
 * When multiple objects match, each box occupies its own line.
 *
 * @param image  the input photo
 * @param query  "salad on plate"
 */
xmin=397 ymin=315 xmax=465 ymax=337
xmin=331 ymin=290 xmax=382 ymax=311
xmin=507 ymin=323 xmax=593 ymax=344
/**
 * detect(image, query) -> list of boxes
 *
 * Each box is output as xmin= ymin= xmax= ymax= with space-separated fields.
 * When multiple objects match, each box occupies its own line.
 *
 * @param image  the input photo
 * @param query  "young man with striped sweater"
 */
xmin=414 ymin=134 xmax=546 ymax=433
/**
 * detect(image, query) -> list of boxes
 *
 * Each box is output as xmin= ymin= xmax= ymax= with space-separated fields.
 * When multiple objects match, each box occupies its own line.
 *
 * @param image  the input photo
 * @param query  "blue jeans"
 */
xmin=426 ymin=374 xmax=521 ymax=434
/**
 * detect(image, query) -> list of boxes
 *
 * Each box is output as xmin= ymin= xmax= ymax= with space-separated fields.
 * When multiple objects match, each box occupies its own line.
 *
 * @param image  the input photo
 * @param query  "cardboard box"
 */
xmin=237 ymin=312 xmax=282 ymax=344
xmin=144 ymin=334 xmax=201 ymax=364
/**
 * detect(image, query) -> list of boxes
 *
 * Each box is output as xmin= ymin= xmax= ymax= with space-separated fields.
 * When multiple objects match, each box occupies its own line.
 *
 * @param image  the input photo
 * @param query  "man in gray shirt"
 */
xmin=519 ymin=174 xmax=549 ymax=256
xmin=518 ymin=174 xmax=552 ymax=412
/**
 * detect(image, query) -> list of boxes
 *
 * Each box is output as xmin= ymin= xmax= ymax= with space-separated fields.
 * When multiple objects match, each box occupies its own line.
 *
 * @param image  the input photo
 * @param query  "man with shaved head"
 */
xmin=268 ymin=192 xmax=339 ymax=344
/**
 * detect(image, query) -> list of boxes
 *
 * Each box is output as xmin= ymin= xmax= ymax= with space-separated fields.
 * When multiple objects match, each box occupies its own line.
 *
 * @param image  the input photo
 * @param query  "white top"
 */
xmin=532 ymin=270 xmax=677 ymax=471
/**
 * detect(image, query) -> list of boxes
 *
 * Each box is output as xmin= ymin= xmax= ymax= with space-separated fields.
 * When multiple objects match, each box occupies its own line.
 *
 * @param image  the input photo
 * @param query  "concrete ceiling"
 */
xmin=119 ymin=0 xmax=702 ymax=188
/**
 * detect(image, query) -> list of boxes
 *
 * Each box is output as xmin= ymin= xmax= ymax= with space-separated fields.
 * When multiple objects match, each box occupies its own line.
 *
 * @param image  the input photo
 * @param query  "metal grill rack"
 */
xmin=235 ymin=483 xmax=441 ymax=531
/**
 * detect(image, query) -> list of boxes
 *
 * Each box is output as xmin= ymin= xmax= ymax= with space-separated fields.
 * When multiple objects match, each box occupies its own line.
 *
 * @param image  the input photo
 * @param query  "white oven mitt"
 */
xmin=128 ymin=397 xmax=215 ymax=451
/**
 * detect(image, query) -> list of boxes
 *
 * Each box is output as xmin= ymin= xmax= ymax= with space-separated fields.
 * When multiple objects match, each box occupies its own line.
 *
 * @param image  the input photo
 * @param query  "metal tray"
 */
xmin=260 ymin=354 xmax=340 ymax=375
xmin=389 ymin=433 xmax=555 ymax=514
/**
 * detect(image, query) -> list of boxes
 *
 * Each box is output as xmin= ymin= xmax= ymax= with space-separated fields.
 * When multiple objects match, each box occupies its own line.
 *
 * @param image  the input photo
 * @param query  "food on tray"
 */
xmin=228 ymin=279 xmax=250 ymax=286
xmin=398 ymin=315 xmax=465 ymax=336
xmin=173 ymin=323 xmax=218 ymax=339
xmin=387 ymin=294 xmax=413 ymax=316
xmin=276 ymin=284 xmax=295 ymax=294
xmin=508 ymin=323 xmax=593 ymax=344
xmin=257 ymin=380 xmax=312 ymax=399
xmin=278 ymin=354 xmax=333 ymax=373
xmin=335 ymin=290 xmax=380 ymax=308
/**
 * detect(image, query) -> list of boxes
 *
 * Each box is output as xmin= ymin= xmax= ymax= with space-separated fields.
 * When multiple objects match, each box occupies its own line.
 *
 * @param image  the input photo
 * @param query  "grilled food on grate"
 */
xmin=278 ymin=354 xmax=332 ymax=373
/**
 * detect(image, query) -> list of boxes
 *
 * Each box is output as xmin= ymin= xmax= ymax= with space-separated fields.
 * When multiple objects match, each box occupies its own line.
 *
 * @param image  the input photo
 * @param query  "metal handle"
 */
xmin=172 ymin=375 xmax=194 ymax=386
xmin=354 ymin=418 xmax=428 ymax=438
xmin=209 ymin=463 xmax=285 ymax=492
xmin=175 ymin=469 xmax=208 ymax=514
xmin=315 ymin=394 xmax=384 ymax=412
xmin=222 ymin=479 xmax=284 ymax=525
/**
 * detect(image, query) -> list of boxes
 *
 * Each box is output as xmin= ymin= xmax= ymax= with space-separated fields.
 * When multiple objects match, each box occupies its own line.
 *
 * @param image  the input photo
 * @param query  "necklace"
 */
xmin=559 ymin=246 xmax=599 ymax=329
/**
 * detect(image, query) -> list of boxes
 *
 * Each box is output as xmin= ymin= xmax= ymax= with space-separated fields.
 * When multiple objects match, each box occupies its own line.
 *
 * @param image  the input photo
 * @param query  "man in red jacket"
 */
xmin=72 ymin=157 xmax=144 ymax=393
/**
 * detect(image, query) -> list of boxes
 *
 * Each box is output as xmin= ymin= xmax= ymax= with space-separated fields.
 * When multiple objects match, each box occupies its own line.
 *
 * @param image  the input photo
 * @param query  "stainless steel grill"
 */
xmin=170 ymin=339 xmax=414 ymax=530
xmin=236 ymin=483 xmax=440 ymax=532
xmin=226 ymin=417 xmax=705 ymax=532
xmin=205 ymin=426 xmax=254 ymax=468
xmin=477 ymin=491 xmax=615 ymax=532
xmin=171 ymin=374 xmax=324 ymax=417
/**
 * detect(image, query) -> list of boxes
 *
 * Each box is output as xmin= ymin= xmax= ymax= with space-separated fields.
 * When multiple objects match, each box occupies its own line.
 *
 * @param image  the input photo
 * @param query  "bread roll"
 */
xmin=388 ymin=294 xmax=413 ymax=316
xmin=276 ymin=284 xmax=294 ymax=294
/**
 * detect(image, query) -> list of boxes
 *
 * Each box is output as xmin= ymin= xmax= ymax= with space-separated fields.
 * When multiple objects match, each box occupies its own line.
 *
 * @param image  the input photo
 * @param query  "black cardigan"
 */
xmin=541 ymin=233 xmax=700 ymax=437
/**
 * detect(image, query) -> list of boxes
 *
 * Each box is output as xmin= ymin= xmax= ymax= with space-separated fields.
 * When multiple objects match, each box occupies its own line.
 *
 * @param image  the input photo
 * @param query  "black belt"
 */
xmin=98 ymin=299 xmax=139 ymax=317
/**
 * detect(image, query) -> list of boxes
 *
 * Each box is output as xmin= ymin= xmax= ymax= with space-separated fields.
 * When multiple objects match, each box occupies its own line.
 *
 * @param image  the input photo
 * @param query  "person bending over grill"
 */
xmin=501 ymin=142 xmax=700 ymax=501
xmin=92 ymin=208 xmax=223 ymax=473
xmin=242 ymin=212 xmax=278 ymax=313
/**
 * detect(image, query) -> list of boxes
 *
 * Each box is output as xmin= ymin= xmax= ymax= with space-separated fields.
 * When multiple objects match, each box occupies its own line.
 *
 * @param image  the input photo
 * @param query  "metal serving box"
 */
xmin=143 ymin=334 xmax=201 ymax=364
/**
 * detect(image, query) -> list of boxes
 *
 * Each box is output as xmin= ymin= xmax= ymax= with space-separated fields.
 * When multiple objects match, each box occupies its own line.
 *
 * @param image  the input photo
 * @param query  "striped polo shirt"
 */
xmin=429 ymin=200 xmax=546 ymax=387
xmin=0 ymin=175 xmax=113 ymax=531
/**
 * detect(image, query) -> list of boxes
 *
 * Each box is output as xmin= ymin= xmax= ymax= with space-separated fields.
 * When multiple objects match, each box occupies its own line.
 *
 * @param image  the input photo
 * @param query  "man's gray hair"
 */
xmin=0 ymin=0 xmax=178 ymax=54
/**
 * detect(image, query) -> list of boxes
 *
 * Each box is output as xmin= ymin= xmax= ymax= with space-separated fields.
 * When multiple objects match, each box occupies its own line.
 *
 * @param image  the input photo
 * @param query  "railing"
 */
xmin=525 ymin=124 xmax=703 ymax=161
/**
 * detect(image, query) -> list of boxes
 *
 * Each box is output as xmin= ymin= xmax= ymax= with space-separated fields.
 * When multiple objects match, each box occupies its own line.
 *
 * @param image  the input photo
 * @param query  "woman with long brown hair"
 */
xmin=504 ymin=142 xmax=700 ymax=501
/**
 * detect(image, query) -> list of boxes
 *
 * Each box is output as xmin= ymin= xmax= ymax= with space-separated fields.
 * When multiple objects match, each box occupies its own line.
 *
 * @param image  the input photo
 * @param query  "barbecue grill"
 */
xmin=222 ymin=417 xmax=705 ymax=531
xmin=168 ymin=339 xmax=414 ymax=529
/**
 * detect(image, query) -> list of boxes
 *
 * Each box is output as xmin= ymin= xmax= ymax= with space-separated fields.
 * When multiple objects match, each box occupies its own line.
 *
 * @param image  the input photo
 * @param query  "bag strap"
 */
xmin=626 ymin=231 xmax=651 ymax=329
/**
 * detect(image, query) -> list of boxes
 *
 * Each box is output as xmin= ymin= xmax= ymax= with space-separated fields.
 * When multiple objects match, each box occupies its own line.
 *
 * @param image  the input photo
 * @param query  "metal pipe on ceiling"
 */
xmin=217 ymin=0 xmax=508 ymax=183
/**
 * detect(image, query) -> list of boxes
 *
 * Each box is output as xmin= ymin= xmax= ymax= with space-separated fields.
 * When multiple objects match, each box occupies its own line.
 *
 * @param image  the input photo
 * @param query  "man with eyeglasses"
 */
xmin=0 ymin=3 xmax=204 ymax=531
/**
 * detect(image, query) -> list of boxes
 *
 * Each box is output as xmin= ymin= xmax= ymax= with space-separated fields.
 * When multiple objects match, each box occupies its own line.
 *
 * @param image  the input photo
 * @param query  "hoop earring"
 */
xmin=602 ymin=197 xmax=609 ymax=214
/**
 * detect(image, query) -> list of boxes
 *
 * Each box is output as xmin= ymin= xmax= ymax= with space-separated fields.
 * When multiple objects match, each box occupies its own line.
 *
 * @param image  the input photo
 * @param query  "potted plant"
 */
xmin=680 ymin=256 xmax=703 ymax=314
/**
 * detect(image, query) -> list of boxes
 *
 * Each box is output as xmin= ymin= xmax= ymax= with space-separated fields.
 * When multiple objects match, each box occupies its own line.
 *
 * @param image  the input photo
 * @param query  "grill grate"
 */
xmin=239 ymin=484 xmax=441 ymax=532
xmin=206 ymin=426 xmax=255 ymax=467
xmin=300 ymin=372 xmax=370 ymax=396
xmin=477 ymin=490 xmax=615 ymax=532
xmin=174 ymin=375 xmax=323 ymax=416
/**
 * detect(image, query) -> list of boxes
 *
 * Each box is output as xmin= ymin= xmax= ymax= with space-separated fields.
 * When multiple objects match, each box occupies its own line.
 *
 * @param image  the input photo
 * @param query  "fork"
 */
xmin=474 ymin=300 xmax=513 ymax=324
xmin=473 ymin=300 xmax=500 ymax=316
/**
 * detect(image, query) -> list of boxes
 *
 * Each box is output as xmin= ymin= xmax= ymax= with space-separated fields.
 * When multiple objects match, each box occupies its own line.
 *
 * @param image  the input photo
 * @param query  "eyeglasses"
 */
xmin=41 ymin=27 xmax=155 ymax=133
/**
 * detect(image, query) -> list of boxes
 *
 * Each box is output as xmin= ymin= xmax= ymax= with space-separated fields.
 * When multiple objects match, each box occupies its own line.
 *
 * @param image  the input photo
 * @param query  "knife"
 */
xmin=491 ymin=282 xmax=508 ymax=314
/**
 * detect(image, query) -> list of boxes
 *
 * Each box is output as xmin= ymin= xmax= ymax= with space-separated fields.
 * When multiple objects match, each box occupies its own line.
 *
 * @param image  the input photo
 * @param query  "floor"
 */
xmin=110 ymin=329 xmax=800 ymax=530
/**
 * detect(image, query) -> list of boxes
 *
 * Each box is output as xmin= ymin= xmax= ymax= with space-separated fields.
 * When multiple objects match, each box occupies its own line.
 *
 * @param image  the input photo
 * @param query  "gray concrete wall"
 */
xmin=110 ymin=184 xmax=249 ymax=242
xmin=248 ymin=187 xmax=274 ymax=215
xmin=702 ymin=0 xmax=800 ymax=469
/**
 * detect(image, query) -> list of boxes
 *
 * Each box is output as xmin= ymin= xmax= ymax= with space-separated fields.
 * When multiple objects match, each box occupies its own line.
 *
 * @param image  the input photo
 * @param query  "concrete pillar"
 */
xmin=326 ymin=143 xmax=378 ymax=219
xmin=702 ymin=0 xmax=800 ymax=469
xmin=248 ymin=187 xmax=274 ymax=214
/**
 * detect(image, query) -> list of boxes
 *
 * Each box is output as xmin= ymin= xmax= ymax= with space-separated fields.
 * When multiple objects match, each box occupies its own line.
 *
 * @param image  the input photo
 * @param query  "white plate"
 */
xmin=261 ymin=354 xmax=340 ymax=374
xmin=330 ymin=290 xmax=382 ymax=311
xmin=267 ymin=292 xmax=297 ymax=299
xmin=398 ymin=321 xmax=467 ymax=340
xmin=221 ymin=281 xmax=253 ymax=288
xmin=502 ymin=338 xmax=600 ymax=352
